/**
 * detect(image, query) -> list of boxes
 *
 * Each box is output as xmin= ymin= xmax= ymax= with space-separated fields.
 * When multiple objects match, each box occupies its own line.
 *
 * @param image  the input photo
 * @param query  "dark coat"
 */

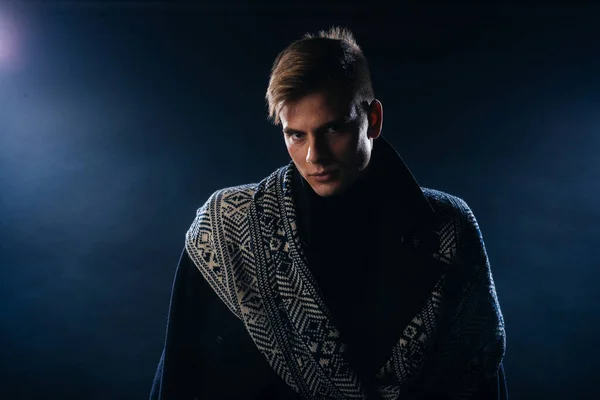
xmin=150 ymin=137 xmax=508 ymax=400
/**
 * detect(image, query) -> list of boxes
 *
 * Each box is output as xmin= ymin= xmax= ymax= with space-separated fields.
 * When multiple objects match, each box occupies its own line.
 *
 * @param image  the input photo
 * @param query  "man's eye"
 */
xmin=327 ymin=125 xmax=340 ymax=133
xmin=285 ymin=132 xmax=304 ymax=140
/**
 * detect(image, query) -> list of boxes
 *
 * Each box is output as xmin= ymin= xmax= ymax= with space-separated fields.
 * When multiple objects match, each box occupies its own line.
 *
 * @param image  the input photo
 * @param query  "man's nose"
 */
xmin=306 ymin=135 xmax=329 ymax=164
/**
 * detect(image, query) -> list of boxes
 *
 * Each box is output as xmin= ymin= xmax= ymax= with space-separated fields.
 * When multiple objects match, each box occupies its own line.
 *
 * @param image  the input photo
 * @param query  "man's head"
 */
xmin=265 ymin=26 xmax=383 ymax=197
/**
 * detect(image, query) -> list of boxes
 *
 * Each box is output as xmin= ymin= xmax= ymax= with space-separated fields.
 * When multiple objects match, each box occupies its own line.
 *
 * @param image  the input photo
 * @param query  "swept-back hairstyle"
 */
xmin=265 ymin=26 xmax=375 ymax=125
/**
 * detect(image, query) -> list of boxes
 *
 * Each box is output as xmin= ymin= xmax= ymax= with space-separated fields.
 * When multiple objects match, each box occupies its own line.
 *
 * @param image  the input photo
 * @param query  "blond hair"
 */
xmin=265 ymin=26 xmax=375 ymax=125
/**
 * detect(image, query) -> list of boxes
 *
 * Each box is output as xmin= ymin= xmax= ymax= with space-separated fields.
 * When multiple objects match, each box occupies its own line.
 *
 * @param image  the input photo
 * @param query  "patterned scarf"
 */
xmin=184 ymin=139 xmax=506 ymax=399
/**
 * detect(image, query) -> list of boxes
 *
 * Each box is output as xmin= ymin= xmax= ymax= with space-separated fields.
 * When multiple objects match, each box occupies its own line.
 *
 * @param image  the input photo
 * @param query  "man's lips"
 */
xmin=309 ymin=170 xmax=338 ymax=181
xmin=309 ymin=170 xmax=337 ymax=176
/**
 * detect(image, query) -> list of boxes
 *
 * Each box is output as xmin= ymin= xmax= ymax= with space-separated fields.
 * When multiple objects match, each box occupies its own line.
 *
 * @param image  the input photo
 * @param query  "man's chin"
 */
xmin=309 ymin=181 xmax=346 ymax=197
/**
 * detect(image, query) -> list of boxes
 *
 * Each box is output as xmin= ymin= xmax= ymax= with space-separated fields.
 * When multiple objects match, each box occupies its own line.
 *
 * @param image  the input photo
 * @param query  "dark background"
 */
xmin=1 ymin=1 xmax=599 ymax=399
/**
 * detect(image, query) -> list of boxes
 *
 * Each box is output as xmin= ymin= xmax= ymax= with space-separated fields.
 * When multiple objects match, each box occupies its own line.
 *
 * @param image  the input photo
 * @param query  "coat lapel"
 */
xmin=368 ymin=137 xmax=447 ymax=374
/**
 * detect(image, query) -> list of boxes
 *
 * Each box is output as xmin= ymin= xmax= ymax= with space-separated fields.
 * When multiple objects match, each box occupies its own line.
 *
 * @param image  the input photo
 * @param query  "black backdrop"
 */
xmin=1 ymin=2 xmax=599 ymax=399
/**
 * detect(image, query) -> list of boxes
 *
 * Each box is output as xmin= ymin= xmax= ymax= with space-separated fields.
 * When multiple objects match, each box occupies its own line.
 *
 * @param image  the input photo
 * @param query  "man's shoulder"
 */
xmin=421 ymin=187 xmax=473 ymax=219
xmin=186 ymin=183 xmax=259 ymax=248
xmin=421 ymin=188 xmax=487 ymax=255
xmin=200 ymin=183 xmax=259 ymax=210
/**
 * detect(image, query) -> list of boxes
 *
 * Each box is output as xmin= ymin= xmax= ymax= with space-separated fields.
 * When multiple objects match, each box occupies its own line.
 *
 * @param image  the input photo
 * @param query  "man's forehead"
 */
xmin=280 ymin=92 xmax=359 ymax=125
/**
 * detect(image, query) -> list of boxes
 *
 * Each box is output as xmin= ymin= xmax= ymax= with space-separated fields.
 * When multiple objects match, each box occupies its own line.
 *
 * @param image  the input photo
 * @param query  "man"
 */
xmin=150 ymin=26 xmax=507 ymax=399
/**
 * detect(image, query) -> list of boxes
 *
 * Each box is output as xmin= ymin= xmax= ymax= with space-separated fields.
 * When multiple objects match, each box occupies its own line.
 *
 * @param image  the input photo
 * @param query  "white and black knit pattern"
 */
xmin=185 ymin=163 xmax=505 ymax=399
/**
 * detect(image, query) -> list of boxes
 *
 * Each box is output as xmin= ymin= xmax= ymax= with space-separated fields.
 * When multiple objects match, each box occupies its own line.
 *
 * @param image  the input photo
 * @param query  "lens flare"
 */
xmin=0 ymin=6 xmax=22 ymax=70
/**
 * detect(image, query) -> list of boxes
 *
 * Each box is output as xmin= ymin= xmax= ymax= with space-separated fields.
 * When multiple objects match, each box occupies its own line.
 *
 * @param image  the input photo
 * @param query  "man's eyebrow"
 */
xmin=282 ymin=116 xmax=353 ymax=134
xmin=283 ymin=127 xmax=304 ymax=135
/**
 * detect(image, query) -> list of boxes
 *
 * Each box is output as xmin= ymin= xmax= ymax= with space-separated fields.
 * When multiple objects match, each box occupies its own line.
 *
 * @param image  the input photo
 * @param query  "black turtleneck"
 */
xmin=295 ymin=160 xmax=384 ymax=380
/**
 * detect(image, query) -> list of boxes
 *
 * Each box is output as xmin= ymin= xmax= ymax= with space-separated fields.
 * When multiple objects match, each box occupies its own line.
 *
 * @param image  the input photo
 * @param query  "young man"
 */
xmin=150 ymin=27 xmax=507 ymax=399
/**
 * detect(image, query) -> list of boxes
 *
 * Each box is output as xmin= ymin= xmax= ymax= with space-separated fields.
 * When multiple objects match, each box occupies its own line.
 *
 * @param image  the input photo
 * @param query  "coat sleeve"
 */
xmin=447 ymin=201 xmax=508 ymax=399
xmin=478 ymin=362 xmax=509 ymax=400
xmin=150 ymin=247 xmax=201 ymax=400
xmin=149 ymin=245 xmax=300 ymax=400
xmin=415 ymin=199 xmax=508 ymax=399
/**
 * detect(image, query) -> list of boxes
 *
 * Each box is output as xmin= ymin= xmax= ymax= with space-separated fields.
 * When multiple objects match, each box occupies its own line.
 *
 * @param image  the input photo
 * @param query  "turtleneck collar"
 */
xmin=291 ymin=135 xmax=436 ymax=249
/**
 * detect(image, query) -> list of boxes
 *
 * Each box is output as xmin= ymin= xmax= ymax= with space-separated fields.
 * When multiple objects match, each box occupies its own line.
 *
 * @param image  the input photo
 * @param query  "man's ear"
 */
xmin=367 ymin=99 xmax=383 ymax=139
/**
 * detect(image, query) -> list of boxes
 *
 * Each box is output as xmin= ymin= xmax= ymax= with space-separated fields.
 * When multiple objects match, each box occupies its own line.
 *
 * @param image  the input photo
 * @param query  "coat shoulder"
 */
xmin=193 ymin=183 xmax=258 ymax=216
xmin=420 ymin=188 xmax=483 ymax=258
xmin=186 ymin=183 xmax=258 ymax=247
xmin=421 ymin=187 xmax=473 ymax=219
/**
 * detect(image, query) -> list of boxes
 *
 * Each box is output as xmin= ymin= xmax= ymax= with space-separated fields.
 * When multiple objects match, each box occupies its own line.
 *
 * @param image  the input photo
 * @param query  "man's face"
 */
xmin=279 ymin=90 xmax=383 ymax=197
